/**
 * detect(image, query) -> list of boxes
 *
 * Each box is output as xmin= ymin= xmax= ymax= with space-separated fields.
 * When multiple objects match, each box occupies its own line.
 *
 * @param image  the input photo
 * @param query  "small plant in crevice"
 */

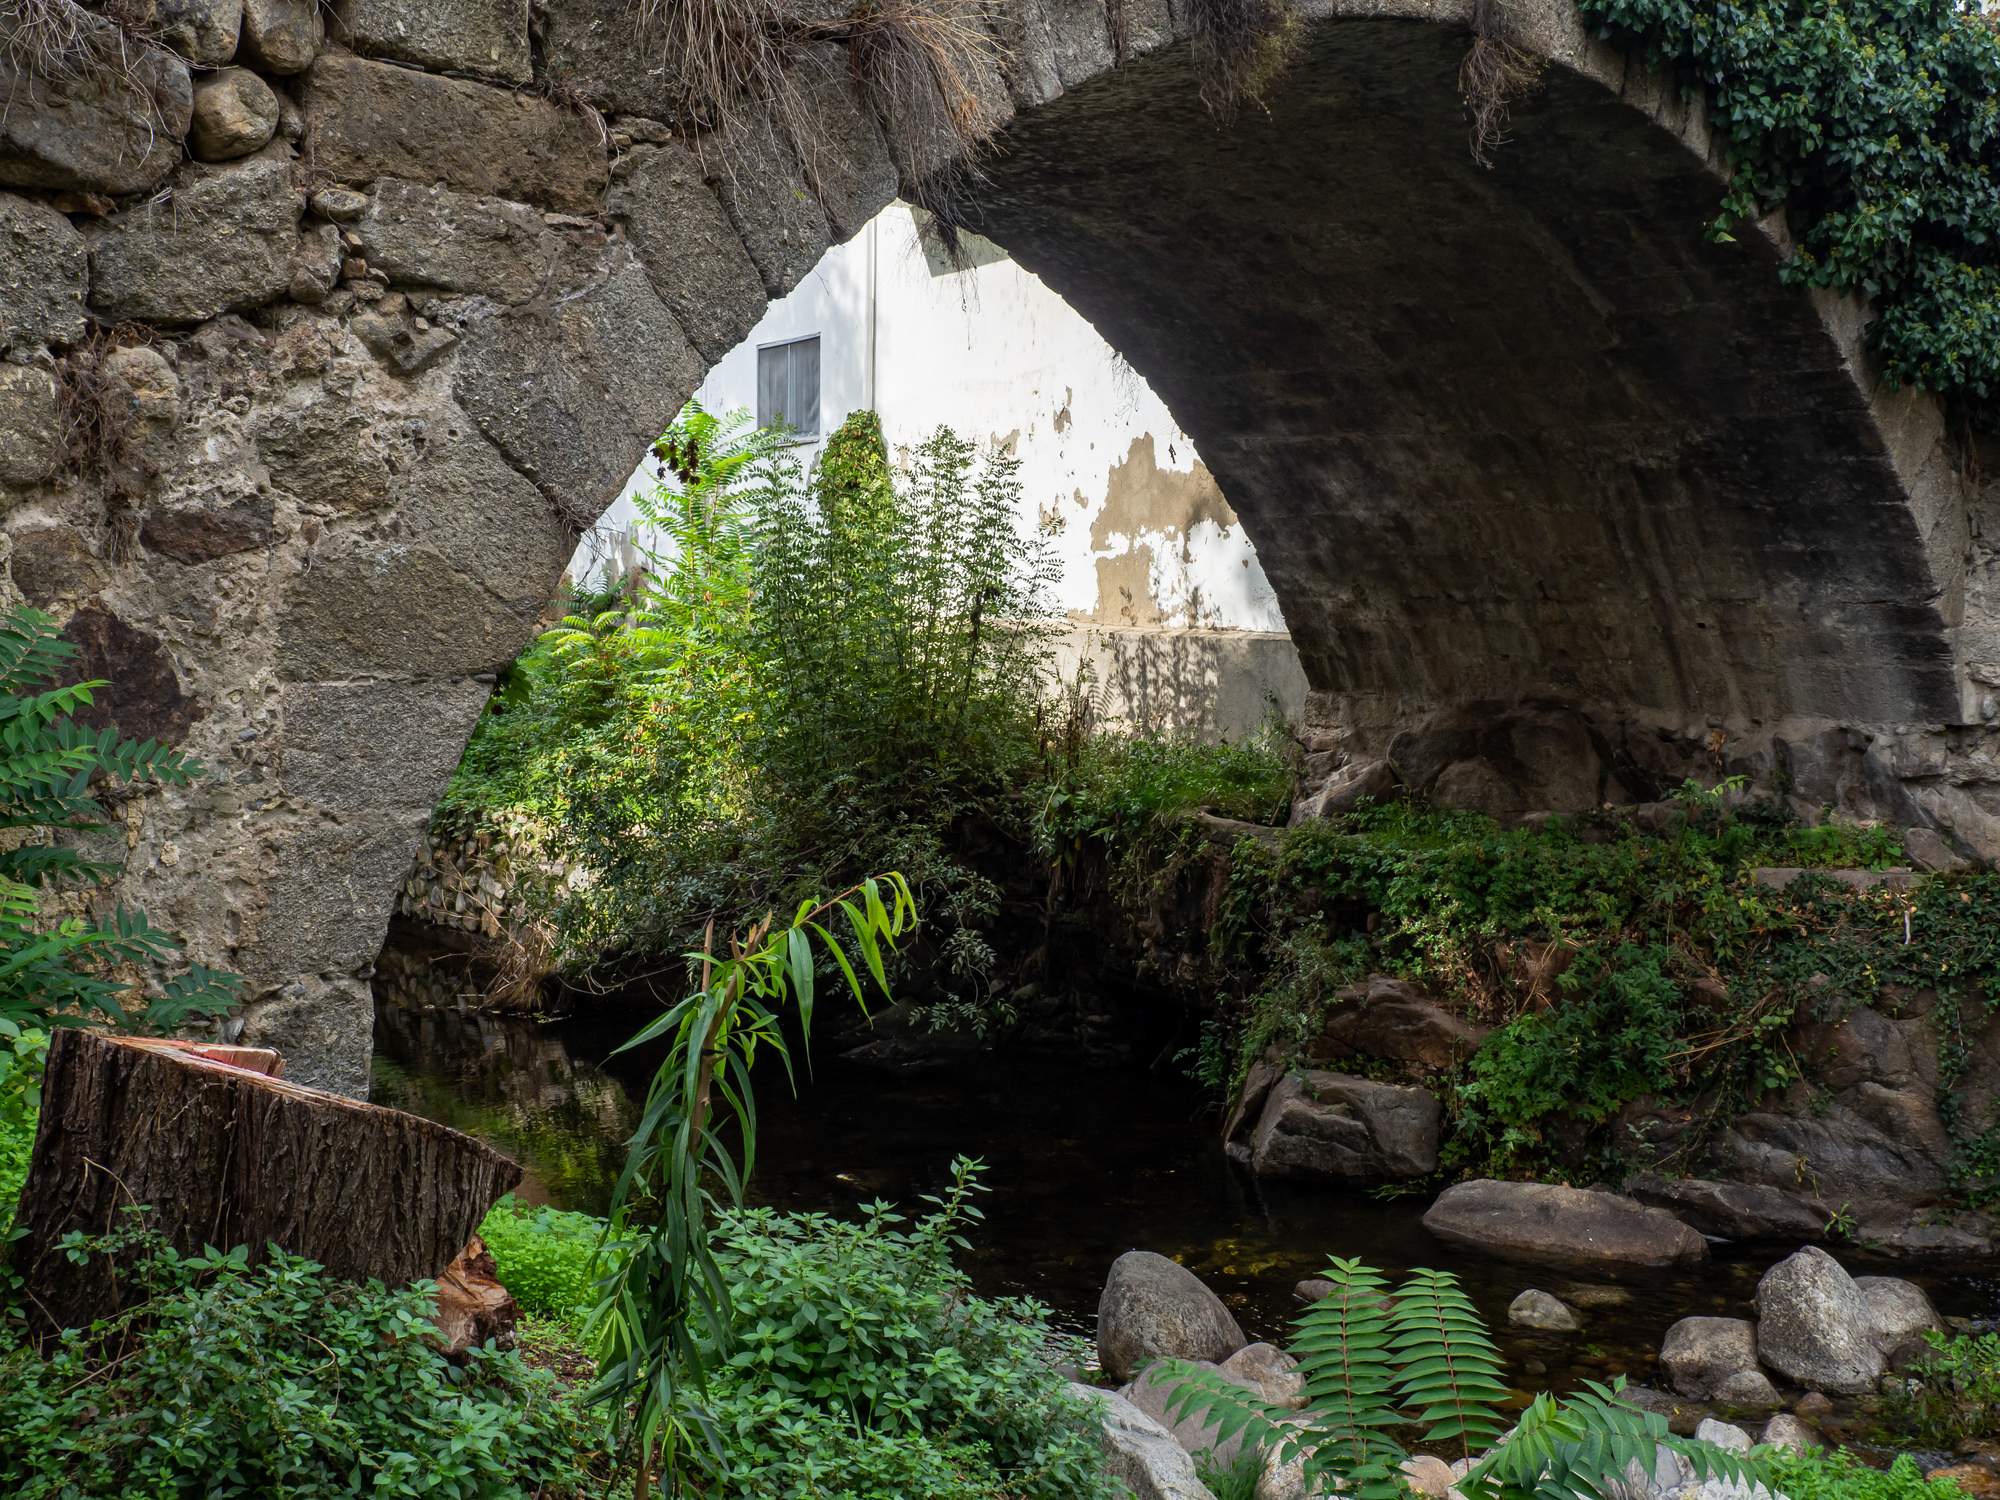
xmin=1460 ymin=0 xmax=1546 ymax=167
xmin=1185 ymin=0 xmax=1303 ymax=118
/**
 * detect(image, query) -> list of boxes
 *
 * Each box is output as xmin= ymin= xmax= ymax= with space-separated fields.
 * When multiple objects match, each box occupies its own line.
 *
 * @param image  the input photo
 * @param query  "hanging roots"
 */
xmin=1187 ymin=0 xmax=1301 ymax=120
xmin=1459 ymin=0 xmax=1544 ymax=167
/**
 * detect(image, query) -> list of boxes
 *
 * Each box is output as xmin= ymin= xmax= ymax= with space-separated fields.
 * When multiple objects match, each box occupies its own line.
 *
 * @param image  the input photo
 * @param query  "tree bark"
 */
xmin=11 ymin=1029 xmax=521 ymax=1334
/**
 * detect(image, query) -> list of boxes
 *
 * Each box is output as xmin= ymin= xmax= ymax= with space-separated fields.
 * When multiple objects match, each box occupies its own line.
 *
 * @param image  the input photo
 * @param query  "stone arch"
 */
xmin=0 ymin=0 xmax=1990 ymax=1091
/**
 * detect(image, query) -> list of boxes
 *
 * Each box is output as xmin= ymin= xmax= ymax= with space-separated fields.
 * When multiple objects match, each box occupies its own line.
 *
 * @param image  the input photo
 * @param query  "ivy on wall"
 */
xmin=1575 ymin=0 xmax=2000 ymax=407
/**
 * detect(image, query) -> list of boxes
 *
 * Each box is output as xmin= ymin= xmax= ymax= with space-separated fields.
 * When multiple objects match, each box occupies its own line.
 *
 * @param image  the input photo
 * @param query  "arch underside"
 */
xmin=954 ymin=19 xmax=1964 ymax=740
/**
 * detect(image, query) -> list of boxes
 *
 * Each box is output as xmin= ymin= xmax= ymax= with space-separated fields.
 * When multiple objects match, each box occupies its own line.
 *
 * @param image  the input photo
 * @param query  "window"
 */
xmin=756 ymin=335 xmax=821 ymax=439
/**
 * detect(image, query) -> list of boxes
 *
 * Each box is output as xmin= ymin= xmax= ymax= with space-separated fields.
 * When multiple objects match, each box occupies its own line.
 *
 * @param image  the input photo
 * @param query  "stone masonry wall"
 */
xmin=2 ymin=0 xmax=1995 ymax=1091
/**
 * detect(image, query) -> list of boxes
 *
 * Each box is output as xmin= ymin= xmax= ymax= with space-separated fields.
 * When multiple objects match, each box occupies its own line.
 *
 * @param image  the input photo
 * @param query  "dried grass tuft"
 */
xmin=1186 ymin=0 xmax=1301 ymax=120
xmin=1459 ymin=0 xmax=1544 ymax=167
xmin=52 ymin=327 xmax=157 ymax=497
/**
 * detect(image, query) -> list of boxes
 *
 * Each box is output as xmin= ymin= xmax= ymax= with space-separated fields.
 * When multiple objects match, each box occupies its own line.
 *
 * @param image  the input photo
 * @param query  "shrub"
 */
xmin=698 ymin=1162 xmax=1121 ymax=1500
xmin=478 ymin=1196 xmax=607 ymax=1320
xmin=1768 ymin=1449 xmax=1976 ymax=1500
xmin=0 ymin=1223 xmax=604 ymax=1499
xmin=1888 ymin=1330 xmax=2000 ymax=1447
xmin=0 ymin=1022 xmax=42 ymax=1231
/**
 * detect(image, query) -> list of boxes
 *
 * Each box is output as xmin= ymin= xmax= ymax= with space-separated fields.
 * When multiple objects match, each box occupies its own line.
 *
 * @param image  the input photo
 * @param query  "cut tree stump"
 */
xmin=12 ymin=1029 xmax=521 ymax=1334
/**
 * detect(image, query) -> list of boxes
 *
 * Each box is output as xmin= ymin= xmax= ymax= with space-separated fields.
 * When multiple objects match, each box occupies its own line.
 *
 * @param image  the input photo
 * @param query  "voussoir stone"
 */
xmin=712 ymin=115 xmax=831 ymax=297
xmin=239 ymin=0 xmax=324 ymax=73
xmin=0 ymin=14 xmax=191 ymax=194
xmin=780 ymin=42 xmax=898 ymax=240
xmin=190 ymin=67 xmax=281 ymax=161
xmin=610 ymin=143 xmax=769 ymax=364
xmin=1251 ymin=1070 xmax=1440 ymax=1182
xmin=1097 ymin=1249 xmax=1245 ymax=1383
xmin=1066 ymin=1382 xmax=1214 ymax=1500
xmin=85 ymin=150 xmax=299 ymax=323
xmin=1422 ymin=1179 xmax=1709 ymax=1272
xmin=0 ymin=192 xmax=87 ymax=352
xmin=1659 ymin=1316 xmax=1759 ymax=1400
xmin=1753 ymin=1247 xmax=1884 ymax=1395
xmin=300 ymin=49 xmax=607 ymax=214
xmin=336 ymin=0 xmax=532 ymax=84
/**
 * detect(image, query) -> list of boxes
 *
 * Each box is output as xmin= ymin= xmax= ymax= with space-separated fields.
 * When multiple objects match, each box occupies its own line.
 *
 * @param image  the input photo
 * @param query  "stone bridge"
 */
xmin=3 ymin=0 xmax=1998 ymax=1091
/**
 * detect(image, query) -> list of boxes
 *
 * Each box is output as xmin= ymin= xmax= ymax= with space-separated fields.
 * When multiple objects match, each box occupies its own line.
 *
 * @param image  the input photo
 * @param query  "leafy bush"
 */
xmin=1163 ymin=1256 xmax=1766 ymax=1500
xmin=698 ymin=1161 xmax=1120 ymax=1500
xmin=0 ymin=1021 xmax=42 ymax=1231
xmin=1579 ymin=0 xmax=2000 ymax=409
xmin=0 ymin=1223 xmax=603 ymax=1499
xmin=0 ymin=605 xmax=238 ymax=1032
xmin=1889 ymin=1329 xmax=2000 ymax=1446
xmin=1768 ymin=1449 xmax=1976 ymax=1500
xmin=478 ymin=1196 xmax=606 ymax=1320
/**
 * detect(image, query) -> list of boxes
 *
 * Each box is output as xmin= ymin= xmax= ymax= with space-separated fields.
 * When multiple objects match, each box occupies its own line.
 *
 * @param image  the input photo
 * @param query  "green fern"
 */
xmin=1163 ymin=1259 xmax=1774 ymax=1500
xmin=0 ymin=605 xmax=239 ymax=1033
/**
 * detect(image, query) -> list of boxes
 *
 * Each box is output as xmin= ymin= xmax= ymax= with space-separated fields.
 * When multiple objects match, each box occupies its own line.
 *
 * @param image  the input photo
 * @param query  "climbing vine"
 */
xmin=1577 ymin=0 xmax=2000 ymax=407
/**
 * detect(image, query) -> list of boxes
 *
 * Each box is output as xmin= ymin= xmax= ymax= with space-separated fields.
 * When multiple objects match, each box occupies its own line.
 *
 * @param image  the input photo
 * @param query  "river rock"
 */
xmin=1097 ymin=1250 xmax=1246 ymax=1383
xmin=86 ymin=151 xmax=299 ymax=323
xmin=190 ymin=68 xmax=280 ymax=161
xmin=1066 ymin=1382 xmax=1215 ymax=1500
xmin=1660 ymin=1316 xmax=1759 ymax=1400
xmin=1624 ymin=1173 xmax=1831 ymax=1243
xmin=1758 ymin=1414 xmax=1823 ymax=1453
xmin=1422 ymin=1180 xmax=1709 ymax=1272
xmin=1316 ymin=976 xmax=1489 ymax=1074
xmin=1509 ymin=1289 xmax=1580 ymax=1331
xmin=336 ymin=0 xmax=532 ymax=84
xmin=1221 ymin=1342 xmax=1307 ymax=1408
xmin=240 ymin=0 xmax=324 ymax=72
xmin=0 ymin=192 xmax=87 ymax=353
xmin=1402 ymin=1455 xmax=1458 ymax=1497
xmin=1694 ymin=1418 xmax=1752 ymax=1452
xmin=1855 ymin=1275 xmax=1942 ymax=1367
xmin=0 ymin=13 xmax=192 ymax=194
xmin=1753 ymin=1247 xmax=1884 ymax=1395
xmin=1620 ymin=1383 xmax=1710 ymax=1437
xmin=1125 ymin=1360 xmax=1262 ymax=1469
xmin=1712 ymin=1369 xmax=1782 ymax=1410
xmin=1251 ymin=1070 xmax=1440 ymax=1182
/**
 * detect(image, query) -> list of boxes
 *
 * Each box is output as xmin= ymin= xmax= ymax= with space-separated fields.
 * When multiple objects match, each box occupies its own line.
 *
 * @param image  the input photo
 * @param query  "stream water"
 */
xmin=369 ymin=934 xmax=2000 ymax=1448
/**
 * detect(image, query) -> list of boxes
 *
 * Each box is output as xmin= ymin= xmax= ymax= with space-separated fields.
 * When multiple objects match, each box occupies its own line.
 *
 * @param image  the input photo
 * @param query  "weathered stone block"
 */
xmin=129 ymin=0 xmax=247 ymax=66
xmin=239 ymin=0 xmax=324 ymax=74
xmin=356 ymin=179 xmax=552 ymax=304
xmin=391 ymin=426 xmax=569 ymax=612
xmin=454 ymin=259 xmax=701 ymax=517
xmin=335 ymin=0 xmax=531 ymax=85
xmin=141 ymin=497 xmax=275 ymax=562
xmin=540 ymin=0 xmax=684 ymax=117
xmin=610 ymin=144 xmax=766 ymax=362
xmin=259 ymin=396 xmax=414 ymax=512
xmin=0 ymin=193 xmax=87 ymax=353
xmin=0 ymin=15 xmax=191 ymax=194
xmin=59 ymin=604 xmax=201 ymax=745
xmin=8 ymin=527 xmax=106 ymax=604
xmin=289 ymin=222 xmax=344 ymax=303
xmin=282 ymin=677 xmax=492 ymax=814
xmin=712 ymin=117 xmax=830 ymax=297
xmin=85 ymin=150 xmax=299 ymax=323
xmin=190 ymin=67 xmax=280 ymax=161
xmin=0 ymin=364 xmax=61 ymax=489
xmin=301 ymin=49 xmax=608 ymax=214
xmin=237 ymin=976 xmax=374 ymax=1098
xmin=782 ymin=44 xmax=897 ymax=241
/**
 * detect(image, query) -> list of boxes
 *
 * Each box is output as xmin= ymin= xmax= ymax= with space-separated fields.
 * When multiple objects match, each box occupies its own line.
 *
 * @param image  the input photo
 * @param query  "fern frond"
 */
xmin=1287 ymin=1257 xmax=1408 ymax=1498
xmin=1390 ymin=1267 xmax=1509 ymax=1459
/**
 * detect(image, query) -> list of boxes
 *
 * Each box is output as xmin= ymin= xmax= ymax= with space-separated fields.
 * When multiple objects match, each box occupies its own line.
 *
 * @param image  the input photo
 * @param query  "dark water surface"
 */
xmin=370 ymin=953 xmax=1999 ymax=1409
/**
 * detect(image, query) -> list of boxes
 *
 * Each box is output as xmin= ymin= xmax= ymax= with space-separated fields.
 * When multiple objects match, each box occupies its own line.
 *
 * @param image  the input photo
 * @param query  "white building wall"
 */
xmin=574 ymin=204 xmax=1305 ymax=734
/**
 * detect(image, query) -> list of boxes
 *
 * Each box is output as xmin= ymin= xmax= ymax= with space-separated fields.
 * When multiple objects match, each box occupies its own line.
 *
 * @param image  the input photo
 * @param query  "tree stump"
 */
xmin=11 ymin=1029 xmax=521 ymax=1334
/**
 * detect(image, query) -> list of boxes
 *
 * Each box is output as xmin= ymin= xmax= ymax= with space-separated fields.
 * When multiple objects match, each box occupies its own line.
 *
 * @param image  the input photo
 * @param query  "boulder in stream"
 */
xmin=1422 ymin=1180 xmax=1709 ymax=1272
xmin=1508 ymin=1288 xmax=1581 ymax=1331
xmin=1854 ymin=1275 xmax=1943 ymax=1367
xmin=1251 ymin=1070 xmax=1441 ymax=1182
xmin=1659 ymin=1316 xmax=1759 ymax=1400
xmin=1753 ymin=1247 xmax=1884 ymax=1395
xmin=1098 ymin=1250 xmax=1246 ymax=1383
xmin=1066 ymin=1381 xmax=1215 ymax=1500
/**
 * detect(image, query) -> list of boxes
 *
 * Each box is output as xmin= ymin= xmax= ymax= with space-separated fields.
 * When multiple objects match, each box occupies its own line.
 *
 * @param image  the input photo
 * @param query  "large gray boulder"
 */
xmin=1124 ymin=1360 xmax=1261 ymax=1469
xmin=1317 ymin=976 xmax=1489 ymax=1075
xmin=1221 ymin=1342 xmax=1307 ymax=1408
xmin=1066 ymin=1382 xmax=1216 ymax=1500
xmin=1753 ymin=1247 xmax=1884 ymax=1394
xmin=1422 ymin=1180 xmax=1709 ymax=1272
xmin=1659 ymin=1316 xmax=1759 ymax=1400
xmin=0 ymin=192 xmax=87 ymax=354
xmin=0 ymin=13 xmax=192 ymax=194
xmin=85 ymin=151 xmax=299 ymax=323
xmin=1855 ymin=1275 xmax=1943 ymax=1368
xmin=1251 ymin=1071 xmax=1441 ymax=1182
xmin=1097 ymin=1250 xmax=1246 ymax=1383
